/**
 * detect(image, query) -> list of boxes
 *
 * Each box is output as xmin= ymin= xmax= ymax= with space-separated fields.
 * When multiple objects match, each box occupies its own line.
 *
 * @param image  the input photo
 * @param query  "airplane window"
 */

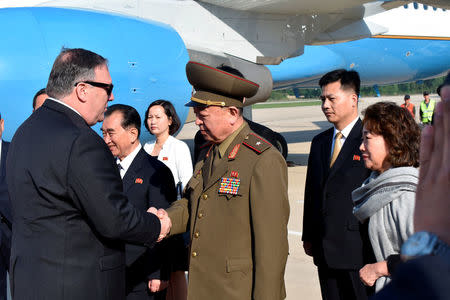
xmin=433 ymin=7 xmax=437 ymax=11
xmin=423 ymin=4 xmax=428 ymax=10
xmin=403 ymin=4 xmax=408 ymax=9
xmin=413 ymin=2 xmax=418 ymax=9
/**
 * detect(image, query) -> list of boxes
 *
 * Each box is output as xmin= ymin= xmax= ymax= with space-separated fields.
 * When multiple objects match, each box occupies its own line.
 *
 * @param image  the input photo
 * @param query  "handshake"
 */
xmin=148 ymin=207 xmax=172 ymax=242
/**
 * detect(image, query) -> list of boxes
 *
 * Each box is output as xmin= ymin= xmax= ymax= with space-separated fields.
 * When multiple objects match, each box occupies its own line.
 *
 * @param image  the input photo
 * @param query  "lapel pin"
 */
xmin=353 ymin=155 xmax=361 ymax=161
xmin=135 ymin=178 xmax=143 ymax=184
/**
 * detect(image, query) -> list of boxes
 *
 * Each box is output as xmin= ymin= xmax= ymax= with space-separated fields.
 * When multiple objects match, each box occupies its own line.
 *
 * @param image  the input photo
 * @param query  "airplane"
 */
xmin=1 ymin=0 xmax=449 ymax=103
xmin=269 ymin=2 xmax=450 ymax=95
xmin=0 ymin=1 xmax=449 ymax=156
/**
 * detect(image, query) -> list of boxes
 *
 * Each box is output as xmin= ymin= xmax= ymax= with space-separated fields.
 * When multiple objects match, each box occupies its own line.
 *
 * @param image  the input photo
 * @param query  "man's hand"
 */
xmin=147 ymin=207 xmax=172 ymax=242
xmin=148 ymin=279 xmax=169 ymax=293
xmin=303 ymin=241 xmax=313 ymax=257
xmin=359 ymin=261 xmax=388 ymax=286
xmin=415 ymin=97 xmax=450 ymax=245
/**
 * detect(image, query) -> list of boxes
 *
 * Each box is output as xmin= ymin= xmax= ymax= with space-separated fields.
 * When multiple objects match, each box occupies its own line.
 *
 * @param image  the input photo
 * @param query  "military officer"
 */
xmin=157 ymin=61 xmax=290 ymax=300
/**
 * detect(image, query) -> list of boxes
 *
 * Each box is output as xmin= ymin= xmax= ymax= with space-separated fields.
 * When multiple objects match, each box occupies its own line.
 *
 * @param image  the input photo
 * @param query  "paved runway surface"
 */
xmin=175 ymin=94 xmax=435 ymax=299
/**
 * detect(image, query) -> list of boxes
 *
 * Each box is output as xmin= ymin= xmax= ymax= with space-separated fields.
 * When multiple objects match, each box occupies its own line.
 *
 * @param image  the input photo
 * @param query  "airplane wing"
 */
xmin=419 ymin=0 xmax=450 ymax=9
xmin=0 ymin=0 xmax=400 ymax=65
xmin=199 ymin=0 xmax=387 ymax=14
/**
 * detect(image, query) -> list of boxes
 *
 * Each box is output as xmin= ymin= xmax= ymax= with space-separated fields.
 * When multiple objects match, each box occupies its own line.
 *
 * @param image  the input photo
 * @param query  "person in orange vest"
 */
xmin=400 ymin=94 xmax=416 ymax=118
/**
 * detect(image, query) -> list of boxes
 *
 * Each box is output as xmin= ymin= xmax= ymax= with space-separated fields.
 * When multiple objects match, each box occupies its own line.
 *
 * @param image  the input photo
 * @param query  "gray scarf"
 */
xmin=353 ymin=167 xmax=418 ymax=222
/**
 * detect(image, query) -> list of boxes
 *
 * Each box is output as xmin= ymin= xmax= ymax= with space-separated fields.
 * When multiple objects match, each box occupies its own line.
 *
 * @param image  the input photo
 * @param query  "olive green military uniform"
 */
xmin=167 ymin=121 xmax=289 ymax=300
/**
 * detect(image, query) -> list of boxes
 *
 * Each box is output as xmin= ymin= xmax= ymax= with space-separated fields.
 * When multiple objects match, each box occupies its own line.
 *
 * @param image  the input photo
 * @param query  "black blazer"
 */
xmin=0 ymin=140 xmax=10 ymax=300
xmin=0 ymin=140 xmax=11 ymax=223
xmin=124 ymin=148 xmax=176 ymax=296
xmin=303 ymin=119 xmax=372 ymax=269
xmin=372 ymin=255 xmax=450 ymax=300
xmin=6 ymin=100 xmax=161 ymax=300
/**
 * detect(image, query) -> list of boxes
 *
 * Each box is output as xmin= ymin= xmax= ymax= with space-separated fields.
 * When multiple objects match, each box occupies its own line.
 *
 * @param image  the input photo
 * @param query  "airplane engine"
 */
xmin=187 ymin=50 xmax=273 ymax=105
xmin=0 ymin=7 xmax=191 ymax=141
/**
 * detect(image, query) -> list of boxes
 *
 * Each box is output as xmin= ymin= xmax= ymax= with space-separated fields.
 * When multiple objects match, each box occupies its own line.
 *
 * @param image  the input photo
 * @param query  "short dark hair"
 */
xmin=46 ymin=48 xmax=108 ymax=99
xmin=319 ymin=69 xmax=361 ymax=96
xmin=105 ymin=104 xmax=141 ymax=138
xmin=423 ymin=91 xmax=429 ymax=96
xmin=144 ymin=100 xmax=181 ymax=135
xmin=404 ymin=94 xmax=410 ymax=100
xmin=33 ymin=88 xmax=47 ymax=109
xmin=437 ymin=72 xmax=450 ymax=96
xmin=362 ymin=102 xmax=420 ymax=168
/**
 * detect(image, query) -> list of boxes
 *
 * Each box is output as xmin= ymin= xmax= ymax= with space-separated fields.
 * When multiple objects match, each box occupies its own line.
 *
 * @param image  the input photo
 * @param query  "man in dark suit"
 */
xmin=302 ymin=69 xmax=373 ymax=300
xmin=32 ymin=88 xmax=48 ymax=112
xmin=6 ymin=48 xmax=171 ymax=300
xmin=0 ymin=113 xmax=11 ymax=300
xmin=101 ymin=104 xmax=176 ymax=300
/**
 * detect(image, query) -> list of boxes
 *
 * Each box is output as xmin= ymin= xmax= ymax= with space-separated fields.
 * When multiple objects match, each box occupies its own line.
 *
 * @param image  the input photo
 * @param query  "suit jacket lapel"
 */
xmin=0 ymin=141 xmax=6 ymax=179
xmin=328 ymin=119 xmax=363 ymax=178
xmin=321 ymin=128 xmax=333 ymax=178
xmin=122 ymin=148 xmax=145 ymax=192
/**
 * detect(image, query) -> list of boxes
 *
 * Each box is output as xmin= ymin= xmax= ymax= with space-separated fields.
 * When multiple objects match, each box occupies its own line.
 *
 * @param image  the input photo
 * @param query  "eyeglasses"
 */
xmin=74 ymin=81 xmax=114 ymax=96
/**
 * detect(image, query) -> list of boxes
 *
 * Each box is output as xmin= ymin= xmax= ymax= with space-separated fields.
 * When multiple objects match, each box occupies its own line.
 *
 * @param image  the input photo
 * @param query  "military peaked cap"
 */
xmin=185 ymin=61 xmax=259 ymax=108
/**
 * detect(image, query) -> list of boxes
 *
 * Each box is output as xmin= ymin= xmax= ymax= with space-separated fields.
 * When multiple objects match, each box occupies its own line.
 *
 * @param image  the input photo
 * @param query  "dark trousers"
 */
xmin=126 ymin=289 xmax=166 ymax=300
xmin=318 ymin=267 xmax=373 ymax=300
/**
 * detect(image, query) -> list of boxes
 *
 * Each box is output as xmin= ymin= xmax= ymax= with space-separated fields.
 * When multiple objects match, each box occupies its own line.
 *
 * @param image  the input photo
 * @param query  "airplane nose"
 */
xmin=0 ymin=6 xmax=191 ymax=141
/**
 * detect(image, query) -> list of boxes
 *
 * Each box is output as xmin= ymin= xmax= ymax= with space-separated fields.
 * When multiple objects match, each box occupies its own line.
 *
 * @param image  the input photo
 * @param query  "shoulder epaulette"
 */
xmin=242 ymin=133 xmax=271 ymax=154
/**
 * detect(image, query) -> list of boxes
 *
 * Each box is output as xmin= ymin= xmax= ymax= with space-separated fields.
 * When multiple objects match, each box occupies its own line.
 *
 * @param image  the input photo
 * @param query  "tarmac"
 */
xmin=175 ymin=94 xmax=436 ymax=299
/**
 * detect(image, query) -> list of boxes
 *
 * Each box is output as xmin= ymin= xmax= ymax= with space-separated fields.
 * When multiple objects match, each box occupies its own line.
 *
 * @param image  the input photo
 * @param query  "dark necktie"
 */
xmin=202 ymin=145 xmax=218 ymax=184
xmin=117 ymin=162 xmax=124 ymax=178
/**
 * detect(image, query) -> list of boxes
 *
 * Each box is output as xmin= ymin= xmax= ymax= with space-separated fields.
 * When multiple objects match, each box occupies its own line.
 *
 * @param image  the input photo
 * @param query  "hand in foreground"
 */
xmin=148 ymin=279 xmax=169 ymax=293
xmin=415 ymin=96 xmax=450 ymax=245
xmin=359 ymin=261 xmax=388 ymax=286
xmin=147 ymin=207 xmax=172 ymax=242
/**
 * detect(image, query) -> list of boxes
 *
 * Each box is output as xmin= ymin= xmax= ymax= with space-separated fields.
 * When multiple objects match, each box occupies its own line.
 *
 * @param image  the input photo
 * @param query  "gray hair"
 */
xmin=46 ymin=48 xmax=108 ymax=99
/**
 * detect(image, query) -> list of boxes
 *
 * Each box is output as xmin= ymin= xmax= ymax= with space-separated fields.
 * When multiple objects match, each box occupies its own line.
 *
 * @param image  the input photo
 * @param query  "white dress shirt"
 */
xmin=330 ymin=117 xmax=359 ymax=158
xmin=117 ymin=144 xmax=142 ymax=179
xmin=144 ymin=135 xmax=193 ymax=198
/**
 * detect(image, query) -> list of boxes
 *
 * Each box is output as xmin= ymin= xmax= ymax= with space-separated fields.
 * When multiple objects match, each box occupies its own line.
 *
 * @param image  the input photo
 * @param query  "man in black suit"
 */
xmin=32 ymin=88 xmax=48 ymax=112
xmin=101 ymin=104 xmax=176 ymax=300
xmin=302 ymin=69 xmax=372 ymax=300
xmin=6 ymin=48 xmax=171 ymax=300
xmin=0 ymin=113 xmax=11 ymax=300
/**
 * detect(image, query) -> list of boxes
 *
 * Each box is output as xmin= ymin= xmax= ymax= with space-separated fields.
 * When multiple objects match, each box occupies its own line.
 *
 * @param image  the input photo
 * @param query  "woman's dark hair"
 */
xmin=362 ymin=101 xmax=420 ymax=168
xmin=144 ymin=100 xmax=181 ymax=135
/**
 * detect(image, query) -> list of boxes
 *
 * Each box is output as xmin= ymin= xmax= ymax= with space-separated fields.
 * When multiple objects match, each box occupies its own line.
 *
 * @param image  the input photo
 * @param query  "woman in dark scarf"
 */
xmin=352 ymin=102 xmax=421 ymax=292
